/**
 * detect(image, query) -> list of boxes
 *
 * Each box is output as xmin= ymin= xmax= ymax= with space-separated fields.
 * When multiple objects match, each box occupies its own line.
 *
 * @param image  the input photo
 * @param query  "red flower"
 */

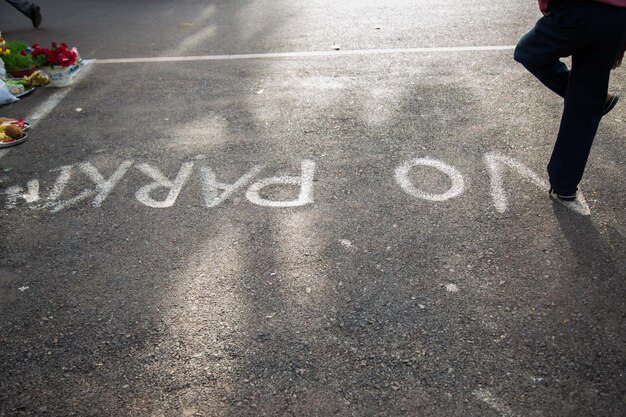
xmin=30 ymin=41 xmax=78 ymax=68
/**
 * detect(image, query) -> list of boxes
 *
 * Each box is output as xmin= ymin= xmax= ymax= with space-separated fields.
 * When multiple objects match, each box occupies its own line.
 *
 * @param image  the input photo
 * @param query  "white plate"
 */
xmin=0 ymin=133 xmax=28 ymax=148
xmin=14 ymin=86 xmax=35 ymax=98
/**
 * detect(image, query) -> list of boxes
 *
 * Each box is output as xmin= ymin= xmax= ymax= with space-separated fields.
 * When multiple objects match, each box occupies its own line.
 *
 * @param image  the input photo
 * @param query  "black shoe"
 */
xmin=603 ymin=94 xmax=619 ymax=116
xmin=549 ymin=188 xmax=576 ymax=201
xmin=29 ymin=5 xmax=41 ymax=28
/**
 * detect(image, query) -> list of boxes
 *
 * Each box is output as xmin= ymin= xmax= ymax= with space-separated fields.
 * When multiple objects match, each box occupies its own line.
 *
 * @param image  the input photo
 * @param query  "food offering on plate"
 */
xmin=0 ymin=118 xmax=28 ymax=147
xmin=4 ymin=70 xmax=49 ymax=98
xmin=22 ymin=70 xmax=49 ymax=86
xmin=0 ymin=117 xmax=29 ymax=130
xmin=6 ymin=83 xmax=25 ymax=96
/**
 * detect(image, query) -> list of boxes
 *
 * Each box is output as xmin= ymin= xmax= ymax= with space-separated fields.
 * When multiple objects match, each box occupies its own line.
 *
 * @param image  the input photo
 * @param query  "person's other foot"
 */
xmin=603 ymin=94 xmax=619 ymax=116
xmin=29 ymin=5 xmax=41 ymax=28
xmin=549 ymin=188 xmax=576 ymax=201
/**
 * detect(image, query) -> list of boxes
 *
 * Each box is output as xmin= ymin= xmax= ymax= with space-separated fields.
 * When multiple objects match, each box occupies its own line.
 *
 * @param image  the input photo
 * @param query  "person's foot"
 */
xmin=603 ymin=94 xmax=619 ymax=116
xmin=29 ymin=5 xmax=41 ymax=29
xmin=549 ymin=188 xmax=576 ymax=201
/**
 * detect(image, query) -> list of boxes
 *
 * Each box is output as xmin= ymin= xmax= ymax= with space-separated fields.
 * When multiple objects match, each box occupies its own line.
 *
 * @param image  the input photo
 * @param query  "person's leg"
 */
xmin=4 ymin=0 xmax=41 ymax=27
xmin=5 ymin=0 xmax=32 ymax=15
xmin=546 ymin=49 xmax=614 ymax=195
xmin=514 ymin=14 xmax=573 ymax=98
xmin=546 ymin=6 xmax=626 ymax=195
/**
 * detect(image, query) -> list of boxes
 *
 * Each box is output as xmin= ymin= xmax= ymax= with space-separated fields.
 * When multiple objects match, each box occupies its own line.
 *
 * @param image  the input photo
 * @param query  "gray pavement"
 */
xmin=1 ymin=1 xmax=625 ymax=416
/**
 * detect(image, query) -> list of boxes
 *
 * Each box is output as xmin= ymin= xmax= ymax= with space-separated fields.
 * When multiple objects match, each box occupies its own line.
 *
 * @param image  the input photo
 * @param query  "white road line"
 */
xmin=473 ymin=389 xmax=516 ymax=417
xmin=95 ymin=45 xmax=516 ymax=64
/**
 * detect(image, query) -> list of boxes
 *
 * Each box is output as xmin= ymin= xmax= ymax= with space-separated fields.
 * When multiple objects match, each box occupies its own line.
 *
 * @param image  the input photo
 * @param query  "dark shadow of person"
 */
xmin=552 ymin=202 xmax=623 ymax=278
xmin=549 ymin=202 xmax=626 ymax=413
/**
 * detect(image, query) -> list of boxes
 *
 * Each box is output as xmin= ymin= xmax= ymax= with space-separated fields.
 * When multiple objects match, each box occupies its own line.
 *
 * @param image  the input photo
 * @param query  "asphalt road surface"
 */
xmin=1 ymin=1 xmax=625 ymax=416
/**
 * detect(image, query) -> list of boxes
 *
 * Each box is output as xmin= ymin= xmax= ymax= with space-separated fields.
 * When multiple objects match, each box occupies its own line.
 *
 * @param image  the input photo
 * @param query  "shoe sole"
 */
xmin=549 ymin=188 xmax=576 ymax=201
xmin=603 ymin=95 xmax=619 ymax=116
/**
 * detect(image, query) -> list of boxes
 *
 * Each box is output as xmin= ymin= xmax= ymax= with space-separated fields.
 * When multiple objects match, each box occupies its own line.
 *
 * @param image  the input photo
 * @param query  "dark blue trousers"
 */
xmin=514 ymin=0 xmax=626 ymax=195
xmin=5 ymin=0 xmax=35 ymax=15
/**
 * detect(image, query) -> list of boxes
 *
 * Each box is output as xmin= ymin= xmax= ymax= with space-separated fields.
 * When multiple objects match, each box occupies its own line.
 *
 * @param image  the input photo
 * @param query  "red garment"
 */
xmin=538 ymin=0 xmax=626 ymax=14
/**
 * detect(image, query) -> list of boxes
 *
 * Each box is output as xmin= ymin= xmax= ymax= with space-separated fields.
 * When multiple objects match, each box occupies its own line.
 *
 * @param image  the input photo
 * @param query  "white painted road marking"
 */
xmin=46 ymin=161 xmax=135 ymax=212
xmin=395 ymin=157 xmax=465 ymax=202
xmin=245 ymin=159 xmax=316 ymax=207
xmin=135 ymin=162 xmax=195 ymax=208
xmin=473 ymin=389 xmax=516 ymax=417
xmin=94 ymin=45 xmax=516 ymax=65
xmin=484 ymin=152 xmax=590 ymax=216
xmin=201 ymin=165 xmax=265 ymax=208
xmin=484 ymin=152 xmax=548 ymax=213
xmin=0 ymin=46 xmax=593 ymax=218
xmin=4 ymin=179 xmax=39 ymax=209
xmin=445 ymin=283 xmax=459 ymax=293
xmin=1 ymin=154 xmax=592 ymax=215
xmin=46 ymin=165 xmax=73 ymax=204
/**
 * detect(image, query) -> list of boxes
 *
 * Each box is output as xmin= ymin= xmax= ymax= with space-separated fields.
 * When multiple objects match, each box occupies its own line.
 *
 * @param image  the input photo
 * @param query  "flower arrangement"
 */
xmin=30 ymin=42 xmax=78 ymax=68
xmin=0 ymin=33 xmax=8 ymax=57
xmin=2 ymin=40 xmax=35 ymax=75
